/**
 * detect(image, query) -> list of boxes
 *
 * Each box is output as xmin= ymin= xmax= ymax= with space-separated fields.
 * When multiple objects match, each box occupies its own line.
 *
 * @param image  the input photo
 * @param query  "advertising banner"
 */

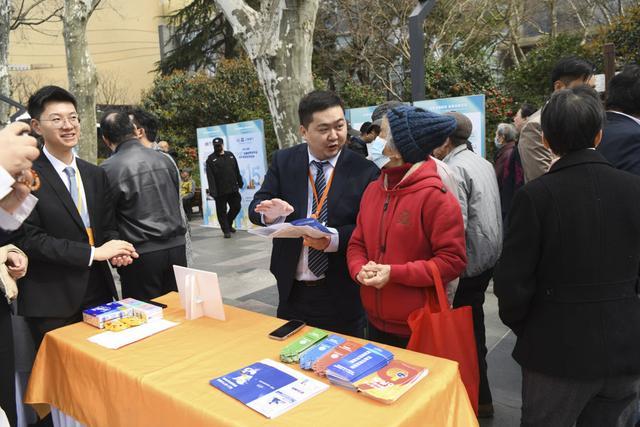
xmin=346 ymin=94 xmax=486 ymax=157
xmin=196 ymin=120 xmax=267 ymax=230
xmin=413 ymin=95 xmax=486 ymax=157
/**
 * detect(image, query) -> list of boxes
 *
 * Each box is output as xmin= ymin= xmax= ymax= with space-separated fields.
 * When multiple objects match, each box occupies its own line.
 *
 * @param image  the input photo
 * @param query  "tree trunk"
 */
xmin=63 ymin=0 xmax=99 ymax=163
xmin=215 ymin=0 xmax=318 ymax=149
xmin=0 ymin=0 xmax=11 ymax=126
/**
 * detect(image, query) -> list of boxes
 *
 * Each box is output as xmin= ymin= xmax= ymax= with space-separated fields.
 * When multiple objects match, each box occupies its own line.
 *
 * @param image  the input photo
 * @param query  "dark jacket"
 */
xmin=494 ymin=141 xmax=524 ymax=225
xmin=597 ymin=111 xmax=640 ymax=176
xmin=347 ymin=136 xmax=368 ymax=158
xmin=100 ymin=139 xmax=185 ymax=253
xmin=249 ymin=144 xmax=379 ymax=320
xmin=494 ymin=149 xmax=640 ymax=379
xmin=205 ymin=151 xmax=243 ymax=197
xmin=17 ymin=154 xmax=118 ymax=318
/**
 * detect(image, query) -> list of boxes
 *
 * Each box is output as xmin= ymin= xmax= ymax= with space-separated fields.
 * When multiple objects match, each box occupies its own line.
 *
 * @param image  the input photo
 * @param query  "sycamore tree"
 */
xmin=209 ymin=1 xmax=319 ymax=149
xmin=63 ymin=0 xmax=101 ymax=163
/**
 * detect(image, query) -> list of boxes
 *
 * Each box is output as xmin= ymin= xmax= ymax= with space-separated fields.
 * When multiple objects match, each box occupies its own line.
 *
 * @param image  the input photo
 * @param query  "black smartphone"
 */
xmin=143 ymin=300 xmax=168 ymax=309
xmin=268 ymin=319 xmax=306 ymax=340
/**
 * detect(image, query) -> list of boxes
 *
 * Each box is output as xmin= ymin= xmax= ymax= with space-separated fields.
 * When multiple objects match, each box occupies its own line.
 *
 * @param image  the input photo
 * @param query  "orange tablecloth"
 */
xmin=25 ymin=292 xmax=477 ymax=427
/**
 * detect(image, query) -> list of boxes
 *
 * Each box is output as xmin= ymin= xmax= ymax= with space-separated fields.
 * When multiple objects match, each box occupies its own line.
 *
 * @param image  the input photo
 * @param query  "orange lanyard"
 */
xmin=308 ymin=165 xmax=335 ymax=220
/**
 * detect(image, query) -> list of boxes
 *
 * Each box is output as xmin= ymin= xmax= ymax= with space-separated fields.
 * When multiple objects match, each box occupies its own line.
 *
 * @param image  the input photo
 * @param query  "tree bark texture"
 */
xmin=0 ymin=0 xmax=11 ymax=126
xmin=215 ymin=0 xmax=318 ymax=149
xmin=63 ymin=0 xmax=99 ymax=163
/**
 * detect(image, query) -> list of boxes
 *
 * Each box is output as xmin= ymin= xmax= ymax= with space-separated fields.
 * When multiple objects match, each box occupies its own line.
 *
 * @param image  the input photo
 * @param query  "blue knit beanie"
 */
xmin=387 ymin=105 xmax=457 ymax=163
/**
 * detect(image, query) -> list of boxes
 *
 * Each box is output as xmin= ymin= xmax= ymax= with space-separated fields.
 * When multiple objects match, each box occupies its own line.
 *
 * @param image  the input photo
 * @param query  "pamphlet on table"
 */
xmin=299 ymin=334 xmax=345 ymax=370
xmin=325 ymin=343 xmax=394 ymax=389
xmin=279 ymin=328 xmax=328 ymax=363
xmin=354 ymin=360 xmax=429 ymax=404
xmin=210 ymin=358 xmax=329 ymax=419
xmin=312 ymin=340 xmax=362 ymax=376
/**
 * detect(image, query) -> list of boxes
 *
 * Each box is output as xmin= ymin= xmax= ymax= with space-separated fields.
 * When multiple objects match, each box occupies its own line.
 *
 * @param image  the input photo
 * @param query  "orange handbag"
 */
xmin=406 ymin=260 xmax=480 ymax=414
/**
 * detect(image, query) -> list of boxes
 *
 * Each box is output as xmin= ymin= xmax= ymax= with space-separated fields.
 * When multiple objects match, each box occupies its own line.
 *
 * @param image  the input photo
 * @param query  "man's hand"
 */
xmin=0 ymin=182 xmax=30 ymax=214
xmin=0 ymin=122 xmax=40 ymax=176
xmin=360 ymin=262 xmax=391 ymax=289
xmin=356 ymin=261 xmax=377 ymax=284
xmin=109 ymin=255 xmax=136 ymax=267
xmin=94 ymin=240 xmax=138 ymax=262
xmin=302 ymin=235 xmax=330 ymax=251
xmin=6 ymin=251 xmax=27 ymax=279
xmin=254 ymin=198 xmax=294 ymax=224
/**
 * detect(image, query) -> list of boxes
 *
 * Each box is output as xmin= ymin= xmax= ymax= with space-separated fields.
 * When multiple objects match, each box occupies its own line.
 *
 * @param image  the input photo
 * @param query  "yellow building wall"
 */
xmin=9 ymin=0 xmax=190 ymax=106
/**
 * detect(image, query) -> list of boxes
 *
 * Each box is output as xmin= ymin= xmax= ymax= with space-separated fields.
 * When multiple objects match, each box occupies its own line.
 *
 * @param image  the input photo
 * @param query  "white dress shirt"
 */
xmin=294 ymin=148 xmax=340 ymax=281
xmin=43 ymin=146 xmax=95 ymax=265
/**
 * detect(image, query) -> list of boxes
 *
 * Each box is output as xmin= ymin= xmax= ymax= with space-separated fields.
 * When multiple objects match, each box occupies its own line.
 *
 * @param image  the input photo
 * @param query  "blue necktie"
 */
xmin=63 ymin=166 xmax=90 ymax=229
xmin=308 ymin=160 xmax=329 ymax=277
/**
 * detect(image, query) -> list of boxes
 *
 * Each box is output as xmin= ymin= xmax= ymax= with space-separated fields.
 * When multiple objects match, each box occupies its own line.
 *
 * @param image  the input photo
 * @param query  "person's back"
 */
xmin=495 ymin=85 xmax=640 ymax=426
xmin=101 ymin=141 xmax=184 ymax=247
xmin=445 ymin=147 xmax=502 ymax=276
xmin=596 ymin=65 xmax=640 ymax=176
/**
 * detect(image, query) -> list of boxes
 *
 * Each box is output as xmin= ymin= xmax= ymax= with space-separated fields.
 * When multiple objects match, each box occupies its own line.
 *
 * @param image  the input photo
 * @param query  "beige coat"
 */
xmin=518 ymin=109 xmax=556 ymax=182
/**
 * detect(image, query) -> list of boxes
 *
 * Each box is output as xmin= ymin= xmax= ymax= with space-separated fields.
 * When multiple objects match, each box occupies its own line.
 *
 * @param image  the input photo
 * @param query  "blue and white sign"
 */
xmin=414 ymin=95 xmax=486 ymax=157
xmin=197 ymin=119 xmax=267 ymax=230
xmin=346 ymin=94 xmax=487 ymax=158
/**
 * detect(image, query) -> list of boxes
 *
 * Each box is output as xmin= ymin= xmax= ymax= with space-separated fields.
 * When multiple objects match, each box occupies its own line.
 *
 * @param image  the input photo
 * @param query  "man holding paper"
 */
xmin=249 ymin=90 xmax=379 ymax=337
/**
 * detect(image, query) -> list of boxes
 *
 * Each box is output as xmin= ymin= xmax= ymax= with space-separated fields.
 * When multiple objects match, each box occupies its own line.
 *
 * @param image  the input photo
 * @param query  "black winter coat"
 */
xmin=494 ymin=149 xmax=640 ymax=379
xmin=205 ymin=151 xmax=243 ymax=197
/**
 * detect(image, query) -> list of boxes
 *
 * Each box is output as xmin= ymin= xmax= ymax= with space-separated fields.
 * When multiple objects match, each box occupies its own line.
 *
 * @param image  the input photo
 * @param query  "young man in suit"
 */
xmin=597 ymin=64 xmax=640 ymax=175
xmin=18 ymin=86 xmax=138 ymax=348
xmin=495 ymin=85 xmax=640 ymax=426
xmin=249 ymin=90 xmax=379 ymax=337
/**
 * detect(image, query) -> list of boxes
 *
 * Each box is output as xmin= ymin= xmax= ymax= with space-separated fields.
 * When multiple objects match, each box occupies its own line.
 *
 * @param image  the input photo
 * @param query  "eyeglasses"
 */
xmin=39 ymin=115 xmax=80 ymax=128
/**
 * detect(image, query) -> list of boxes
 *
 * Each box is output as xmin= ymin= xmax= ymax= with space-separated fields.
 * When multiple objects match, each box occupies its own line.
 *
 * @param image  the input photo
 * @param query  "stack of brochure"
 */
xmin=299 ymin=334 xmax=345 ymax=370
xmin=279 ymin=328 xmax=328 ymax=363
xmin=312 ymin=340 xmax=362 ymax=376
xmin=354 ymin=360 xmax=428 ymax=404
xmin=325 ymin=343 xmax=394 ymax=389
xmin=210 ymin=359 xmax=329 ymax=419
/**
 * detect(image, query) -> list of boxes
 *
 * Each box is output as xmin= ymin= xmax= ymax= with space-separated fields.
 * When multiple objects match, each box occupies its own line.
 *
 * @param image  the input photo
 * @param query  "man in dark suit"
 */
xmin=249 ymin=90 xmax=379 ymax=337
xmin=597 ymin=64 xmax=640 ymax=175
xmin=18 ymin=86 xmax=137 ymax=348
xmin=494 ymin=85 xmax=640 ymax=426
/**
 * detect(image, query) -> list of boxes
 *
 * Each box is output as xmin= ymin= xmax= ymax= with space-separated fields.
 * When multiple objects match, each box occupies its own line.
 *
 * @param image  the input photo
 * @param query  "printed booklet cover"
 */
xmin=325 ymin=343 xmax=394 ymax=389
xmin=354 ymin=360 xmax=428 ymax=404
xmin=210 ymin=358 xmax=329 ymax=419
xmin=299 ymin=334 xmax=346 ymax=370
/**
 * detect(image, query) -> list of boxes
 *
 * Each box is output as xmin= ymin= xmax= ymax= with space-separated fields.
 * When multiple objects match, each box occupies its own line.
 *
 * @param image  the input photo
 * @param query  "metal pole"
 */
xmin=409 ymin=0 xmax=437 ymax=102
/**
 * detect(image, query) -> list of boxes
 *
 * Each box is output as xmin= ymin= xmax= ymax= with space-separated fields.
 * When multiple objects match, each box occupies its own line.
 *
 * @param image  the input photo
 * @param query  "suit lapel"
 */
xmin=293 ymin=145 xmax=309 ymax=220
xmin=327 ymin=149 xmax=348 ymax=218
xmin=34 ymin=155 xmax=86 ymax=233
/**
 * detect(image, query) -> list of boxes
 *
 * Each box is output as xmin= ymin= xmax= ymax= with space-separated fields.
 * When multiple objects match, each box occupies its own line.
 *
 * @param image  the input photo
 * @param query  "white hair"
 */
xmin=497 ymin=123 xmax=518 ymax=142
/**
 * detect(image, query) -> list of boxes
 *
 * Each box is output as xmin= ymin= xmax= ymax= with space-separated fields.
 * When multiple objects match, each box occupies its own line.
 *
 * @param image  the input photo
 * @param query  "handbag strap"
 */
xmin=426 ymin=260 xmax=450 ymax=312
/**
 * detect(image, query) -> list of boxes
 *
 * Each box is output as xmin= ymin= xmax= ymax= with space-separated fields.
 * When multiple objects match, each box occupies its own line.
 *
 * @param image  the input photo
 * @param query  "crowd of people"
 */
xmin=0 ymin=55 xmax=639 ymax=426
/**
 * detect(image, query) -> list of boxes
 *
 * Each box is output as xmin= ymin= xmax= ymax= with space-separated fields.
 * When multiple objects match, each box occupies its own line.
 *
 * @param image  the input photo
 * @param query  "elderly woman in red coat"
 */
xmin=347 ymin=105 xmax=467 ymax=348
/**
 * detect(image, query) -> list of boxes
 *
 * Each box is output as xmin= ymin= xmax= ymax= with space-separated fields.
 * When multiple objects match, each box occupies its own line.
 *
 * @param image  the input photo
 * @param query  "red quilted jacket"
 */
xmin=347 ymin=159 xmax=467 ymax=337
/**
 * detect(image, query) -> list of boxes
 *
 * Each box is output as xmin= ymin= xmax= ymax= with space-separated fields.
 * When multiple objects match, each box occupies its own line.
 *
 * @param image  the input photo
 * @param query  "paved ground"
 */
xmin=189 ymin=219 xmax=522 ymax=426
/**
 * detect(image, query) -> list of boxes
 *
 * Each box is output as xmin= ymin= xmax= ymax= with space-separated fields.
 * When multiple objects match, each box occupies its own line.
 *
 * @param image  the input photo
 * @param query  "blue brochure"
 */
xmin=210 ymin=359 xmax=329 ymax=419
xmin=290 ymin=217 xmax=332 ymax=233
xmin=325 ymin=343 xmax=394 ymax=389
xmin=299 ymin=334 xmax=346 ymax=370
